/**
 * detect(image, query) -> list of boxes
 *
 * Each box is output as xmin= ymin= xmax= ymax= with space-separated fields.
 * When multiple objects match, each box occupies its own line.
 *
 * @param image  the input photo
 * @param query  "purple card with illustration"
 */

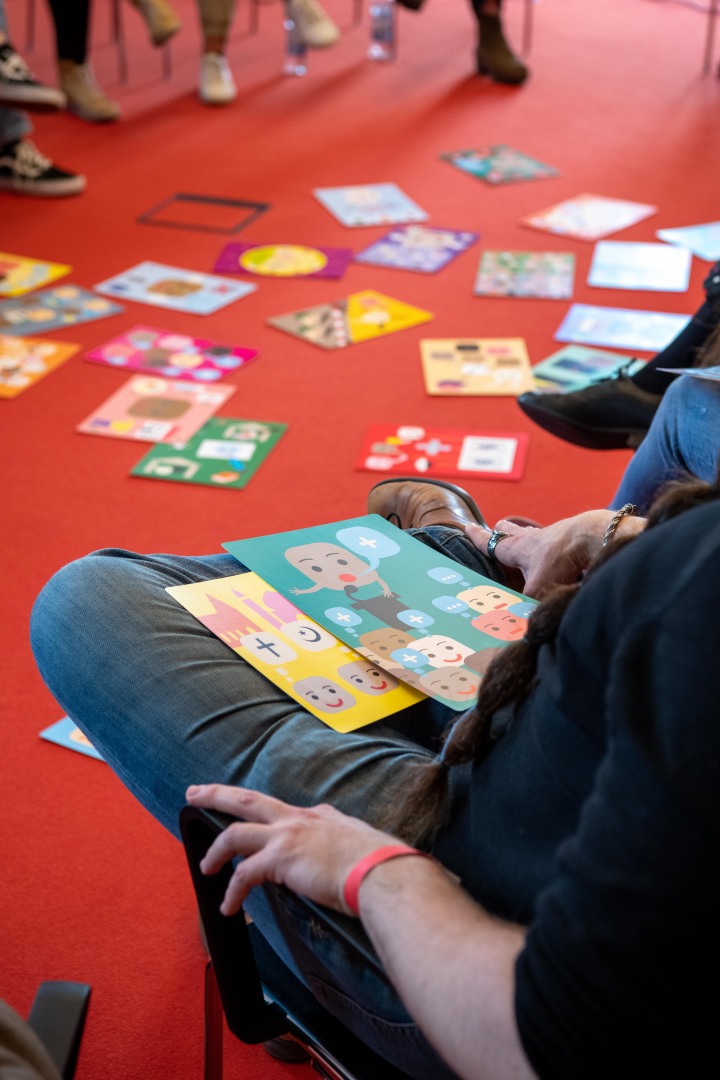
xmin=167 ymin=572 xmax=424 ymax=731
xmin=313 ymin=184 xmax=428 ymax=227
xmin=86 ymin=326 xmax=258 ymax=382
xmin=474 ymin=251 xmax=575 ymax=299
xmin=77 ymin=375 xmax=235 ymax=443
xmin=94 ymin=261 xmax=256 ymax=315
xmin=214 ymin=242 xmax=353 ymax=279
xmin=0 ymin=284 xmax=122 ymax=336
xmin=268 ymin=290 xmax=433 ymax=350
xmin=354 ymin=225 xmax=479 ymax=274
xmin=555 ymin=304 xmax=692 ymax=352
xmin=522 ymin=195 xmax=657 ymax=241
xmin=441 ymin=146 xmax=558 ymax=185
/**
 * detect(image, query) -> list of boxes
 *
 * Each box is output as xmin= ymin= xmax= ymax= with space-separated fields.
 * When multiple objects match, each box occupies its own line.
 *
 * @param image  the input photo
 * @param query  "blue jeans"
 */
xmin=30 ymin=527 xmax=505 ymax=1079
xmin=0 ymin=2 xmax=32 ymax=146
xmin=610 ymin=373 xmax=720 ymax=513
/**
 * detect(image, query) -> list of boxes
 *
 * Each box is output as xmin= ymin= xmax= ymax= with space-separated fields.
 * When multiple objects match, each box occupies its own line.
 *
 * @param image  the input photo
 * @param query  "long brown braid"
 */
xmin=380 ymin=475 xmax=720 ymax=847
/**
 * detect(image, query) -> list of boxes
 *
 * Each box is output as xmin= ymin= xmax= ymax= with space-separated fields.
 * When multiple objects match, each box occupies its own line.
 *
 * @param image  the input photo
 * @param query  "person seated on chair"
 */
xmin=517 ymin=259 xmax=720 ymax=451
xmin=30 ymin=373 xmax=720 ymax=1078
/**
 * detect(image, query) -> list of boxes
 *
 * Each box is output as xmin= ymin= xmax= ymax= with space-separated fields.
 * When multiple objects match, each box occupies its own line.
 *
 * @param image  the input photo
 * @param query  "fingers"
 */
xmin=198 ymin=819 xmax=272 ymax=876
xmin=186 ymin=783 xmax=290 ymax=824
xmin=464 ymin=520 xmax=526 ymax=565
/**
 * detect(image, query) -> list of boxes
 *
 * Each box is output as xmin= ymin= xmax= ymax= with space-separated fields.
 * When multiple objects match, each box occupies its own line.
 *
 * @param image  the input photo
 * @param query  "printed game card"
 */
xmin=420 ymin=338 xmax=534 ymax=396
xmin=356 ymin=423 xmax=529 ymax=481
xmin=167 ymin=572 xmax=424 ymax=731
xmin=268 ymin=290 xmax=433 ymax=350
xmin=441 ymin=146 xmax=558 ymax=185
xmin=224 ymin=516 xmax=537 ymax=712
xmin=94 ymin=261 xmax=256 ymax=315
xmin=214 ymin=242 xmax=353 ymax=280
xmin=86 ymin=326 xmax=258 ymax=383
xmin=530 ymin=345 xmax=642 ymax=393
xmin=655 ymin=221 xmax=720 ymax=261
xmin=555 ymin=304 xmax=691 ymax=352
xmin=77 ymin=375 xmax=235 ymax=443
xmin=474 ymin=251 xmax=575 ymax=299
xmin=587 ymin=241 xmax=692 ymax=292
xmin=0 ymin=334 xmax=79 ymax=398
xmin=354 ymin=225 xmax=479 ymax=274
xmin=0 ymin=285 xmax=122 ymax=336
xmin=313 ymin=184 xmax=428 ymax=227
xmin=657 ymin=364 xmax=720 ymax=382
xmin=0 ymin=252 xmax=71 ymax=297
xmin=131 ymin=417 xmax=286 ymax=489
xmin=40 ymin=717 xmax=104 ymax=761
xmin=522 ymin=194 xmax=657 ymax=241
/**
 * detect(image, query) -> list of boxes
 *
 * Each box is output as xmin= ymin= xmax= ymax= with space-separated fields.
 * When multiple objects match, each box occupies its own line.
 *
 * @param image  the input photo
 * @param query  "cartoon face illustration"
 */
xmin=457 ymin=585 xmax=519 ymax=614
xmin=337 ymin=661 xmax=398 ymax=695
xmin=148 ymin=278 xmax=201 ymax=297
xmin=471 ymin=611 xmax=528 ymax=641
xmin=358 ymin=628 xmax=413 ymax=657
xmin=418 ymin=668 xmax=480 ymax=703
xmin=294 ymin=677 xmax=355 ymax=713
xmin=286 ymin=543 xmax=374 ymax=592
xmin=412 ymin=635 xmax=475 ymax=668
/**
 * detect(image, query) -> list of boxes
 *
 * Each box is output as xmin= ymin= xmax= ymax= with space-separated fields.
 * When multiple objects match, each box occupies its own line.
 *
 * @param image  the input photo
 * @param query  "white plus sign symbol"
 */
xmin=357 ymin=535 xmax=378 ymax=549
xmin=335 ymin=612 xmax=352 ymax=623
xmin=406 ymin=614 xmax=425 ymax=624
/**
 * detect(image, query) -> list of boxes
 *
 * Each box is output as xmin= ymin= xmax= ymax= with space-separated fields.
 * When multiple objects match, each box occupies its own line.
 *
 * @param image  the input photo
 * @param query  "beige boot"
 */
xmin=58 ymin=61 xmax=120 ymax=122
xmin=128 ymin=0 xmax=181 ymax=47
xmin=476 ymin=14 xmax=528 ymax=84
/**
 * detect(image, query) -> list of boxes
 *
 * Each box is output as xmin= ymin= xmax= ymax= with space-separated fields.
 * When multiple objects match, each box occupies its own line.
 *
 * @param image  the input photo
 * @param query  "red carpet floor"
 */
xmin=1 ymin=0 xmax=718 ymax=1075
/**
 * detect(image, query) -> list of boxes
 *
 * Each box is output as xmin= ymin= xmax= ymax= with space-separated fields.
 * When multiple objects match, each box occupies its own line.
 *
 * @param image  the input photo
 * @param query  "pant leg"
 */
xmin=196 ymin=0 xmax=236 ymax=41
xmin=0 ymin=0 xmax=32 ymax=143
xmin=610 ymin=374 xmax=720 ymax=511
xmin=44 ymin=0 xmax=91 ymax=63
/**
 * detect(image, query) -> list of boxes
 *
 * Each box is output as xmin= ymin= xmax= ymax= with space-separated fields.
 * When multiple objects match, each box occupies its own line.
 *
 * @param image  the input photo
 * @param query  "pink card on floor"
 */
xmin=85 ymin=326 xmax=258 ymax=382
xmin=77 ymin=375 xmax=235 ymax=443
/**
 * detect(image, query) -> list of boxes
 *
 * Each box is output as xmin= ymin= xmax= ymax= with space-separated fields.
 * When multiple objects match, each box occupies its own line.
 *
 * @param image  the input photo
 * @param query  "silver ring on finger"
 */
xmin=486 ymin=530 xmax=511 ymax=560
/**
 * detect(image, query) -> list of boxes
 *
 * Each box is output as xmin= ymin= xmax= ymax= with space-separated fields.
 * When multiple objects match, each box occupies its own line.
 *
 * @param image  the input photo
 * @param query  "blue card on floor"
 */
xmin=313 ymin=184 xmax=428 ymax=227
xmin=40 ymin=717 xmax=104 ymax=761
xmin=555 ymin=304 xmax=692 ymax=352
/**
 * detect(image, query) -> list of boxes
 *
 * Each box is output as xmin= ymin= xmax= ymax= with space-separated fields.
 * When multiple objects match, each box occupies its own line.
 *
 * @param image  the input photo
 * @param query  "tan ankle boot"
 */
xmin=476 ymin=14 xmax=528 ymax=84
xmin=58 ymin=61 xmax=120 ymax=122
xmin=128 ymin=0 xmax=181 ymax=47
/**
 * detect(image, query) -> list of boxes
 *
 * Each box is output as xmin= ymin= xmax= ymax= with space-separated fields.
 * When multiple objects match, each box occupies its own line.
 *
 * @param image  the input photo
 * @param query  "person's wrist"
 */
xmin=343 ymin=845 xmax=433 ymax=916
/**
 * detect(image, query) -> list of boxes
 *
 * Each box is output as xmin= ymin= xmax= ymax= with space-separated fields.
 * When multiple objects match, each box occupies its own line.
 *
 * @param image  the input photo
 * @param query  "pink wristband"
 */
xmin=343 ymin=844 xmax=430 ymax=915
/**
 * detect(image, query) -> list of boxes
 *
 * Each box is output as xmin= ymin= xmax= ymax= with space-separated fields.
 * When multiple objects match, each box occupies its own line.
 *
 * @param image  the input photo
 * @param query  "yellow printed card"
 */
xmin=0 ymin=334 xmax=79 ymax=398
xmin=167 ymin=572 xmax=425 ymax=732
xmin=420 ymin=337 xmax=534 ymax=396
xmin=0 ymin=253 xmax=71 ymax=297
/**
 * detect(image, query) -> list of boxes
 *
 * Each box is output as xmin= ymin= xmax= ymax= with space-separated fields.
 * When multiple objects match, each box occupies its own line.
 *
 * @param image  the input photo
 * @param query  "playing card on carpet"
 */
xmin=313 ymin=184 xmax=427 ymax=227
xmin=441 ymin=145 xmax=558 ymax=185
xmin=555 ymin=304 xmax=691 ymax=351
xmin=655 ymin=221 xmax=720 ymax=262
xmin=0 ymin=252 xmax=71 ymax=296
xmin=213 ymin=242 xmax=353 ymax=279
xmin=0 ymin=285 xmax=122 ymax=335
xmin=77 ymin=375 xmax=235 ymax=443
xmin=94 ymin=261 xmax=256 ymax=314
xmin=587 ymin=241 xmax=692 ymax=291
xmin=86 ymin=326 xmax=258 ymax=382
xmin=268 ymin=290 xmax=433 ymax=349
xmin=474 ymin=251 xmax=575 ymax=299
xmin=354 ymin=225 xmax=479 ymax=273
xmin=0 ymin=334 xmax=79 ymax=398
xmin=420 ymin=338 xmax=534 ymax=395
xmin=356 ymin=423 xmax=529 ymax=480
xmin=131 ymin=417 xmax=286 ymax=488
xmin=522 ymin=194 xmax=657 ymax=241
xmin=40 ymin=717 xmax=104 ymax=761
xmin=530 ymin=344 xmax=641 ymax=392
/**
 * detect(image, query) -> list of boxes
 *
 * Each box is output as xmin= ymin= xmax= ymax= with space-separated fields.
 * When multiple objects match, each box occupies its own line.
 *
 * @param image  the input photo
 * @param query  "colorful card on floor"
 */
xmin=214 ymin=242 xmax=353 ymax=279
xmin=0 ymin=252 xmax=71 ymax=297
xmin=313 ymin=184 xmax=428 ymax=227
xmin=354 ymin=225 xmax=479 ymax=274
xmin=224 ymin=516 xmax=537 ymax=712
xmin=77 ymin=375 xmax=235 ymax=443
xmin=420 ymin=337 xmax=534 ymax=395
xmin=0 ymin=285 xmax=122 ymax=336
xmin=131 ymin=417 xmax=286 ymax=488
xmin=40 ymin=717 xmax=104 ymax=761
xmin=94 ymin=261 xmax=256 ymax=315
xmin=85 ymin=326 xmax=258 ymax=382
xmin=441 ymin=146 xmax=558 ymax=185
xmin=587 ymin=241 xmax=692 ymax=292
xmin=522 ymin=194 xmax=657 ymax=241
xmin=530 ymin=345 xmax=642 ymax=392
xmin=356 ymin=424 xmax=529 ymax=481
xmin=657 ymin=364 xmax=720 ymax=382
xmin=268 ymin=290 xmax=433 ymax=349
xmin=655 ymin=221 xmax=720 ymax=261
xmin=0 ymin=334 xmax=79 ymax=398
xmin=167 ymin=572 xmax=424 ymax=731
xmin=555 ymin=304 xmax=691 ymax=352
xmin=474 ymin=251 xmax=575 ymax=299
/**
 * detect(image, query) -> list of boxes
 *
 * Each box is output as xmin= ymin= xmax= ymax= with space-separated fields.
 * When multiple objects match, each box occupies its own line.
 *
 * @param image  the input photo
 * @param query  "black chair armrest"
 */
xmin=27 ymin=982 xmax=91 ymax=1080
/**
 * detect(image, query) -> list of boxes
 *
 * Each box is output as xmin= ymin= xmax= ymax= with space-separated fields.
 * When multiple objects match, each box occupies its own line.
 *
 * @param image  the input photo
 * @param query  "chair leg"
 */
xmin=204 ymin=961 xmax=224 ymax=1080
xmin=25 ymin=0 xmax=37 ymax=52
xmin=703 ymin=0 xmax=718 ymax=76
xmin=109 ymin=0 xmax=129 ymax=83
xmin=522 ymin=0 xmax=533 ymax=57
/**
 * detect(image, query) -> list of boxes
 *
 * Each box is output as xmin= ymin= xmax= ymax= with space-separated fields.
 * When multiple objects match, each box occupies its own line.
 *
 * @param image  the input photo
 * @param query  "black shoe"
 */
xmin=516 ymin=365 xmax=662 ymax=450
xmin=0 ymin=41 xmax=66 ymax=111
xmin=0 ymin=139 xmax=86 ymax=197
xmin=476 ymin=14 xmax=528 ymax=84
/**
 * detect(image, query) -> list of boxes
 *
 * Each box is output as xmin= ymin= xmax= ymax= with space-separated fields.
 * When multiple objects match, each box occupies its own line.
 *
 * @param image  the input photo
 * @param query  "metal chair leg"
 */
xmin=204 ymin=961 xmax=224 ymax=1080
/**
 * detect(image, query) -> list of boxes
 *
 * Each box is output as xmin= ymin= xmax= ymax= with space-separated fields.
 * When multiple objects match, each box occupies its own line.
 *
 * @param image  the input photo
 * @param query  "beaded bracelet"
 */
xmin=343 ymin=845 xmax=432 ymax=915
xmin=602 ymin=503 xmax=637 ymax=546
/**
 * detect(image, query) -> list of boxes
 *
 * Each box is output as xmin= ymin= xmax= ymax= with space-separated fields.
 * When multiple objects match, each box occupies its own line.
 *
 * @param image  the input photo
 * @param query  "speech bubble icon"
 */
xmin=335 ymin=526 xmax=400 ymax=571
xmin=428 ymin=566 xmax=465 ymax=585
xmin=390 ymin=647 xmax=427 ymax=669
xmin=508 ymin=601 xmax=536 ymax=618
xmin=239 ymin=632 xmax=297 ymax=666
xmin=281 ymin=619 xmax=336 ymax=652
xmin=432 ymin=595 xmax=471 ymax=615
xmin=325 ymin=606 xmax=363 ymax=629
xmin=396 ymin=609 xmax=435 ymax=630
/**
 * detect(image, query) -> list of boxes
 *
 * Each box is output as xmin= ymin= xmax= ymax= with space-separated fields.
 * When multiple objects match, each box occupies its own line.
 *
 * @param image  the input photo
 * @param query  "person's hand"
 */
xmin=186 ymin=784 xmax=405 ymax=917
xmin=464 ymin=510 xmax=645 ymax=598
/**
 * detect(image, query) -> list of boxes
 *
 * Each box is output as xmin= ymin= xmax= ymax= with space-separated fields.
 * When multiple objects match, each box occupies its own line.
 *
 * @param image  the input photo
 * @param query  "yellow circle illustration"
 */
xmin=239 ymin=245 xmax=328 ymax=277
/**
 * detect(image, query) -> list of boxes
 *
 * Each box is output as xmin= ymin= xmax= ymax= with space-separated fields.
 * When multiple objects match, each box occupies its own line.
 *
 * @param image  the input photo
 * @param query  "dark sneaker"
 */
xmin=517 ymin=364 xmax=662 ymax=450
xmin=0 ymin=41 xmax=66 ymax=111
xmin=0 ymin=139 xmax=86 ymax=197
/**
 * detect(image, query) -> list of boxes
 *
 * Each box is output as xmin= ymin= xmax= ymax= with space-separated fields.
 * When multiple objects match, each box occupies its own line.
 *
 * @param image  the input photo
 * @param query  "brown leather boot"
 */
xmin=476 ymin=14 xmax=528 ymax=84
xmin=367 ymin=478 xmax=488 ymax=531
